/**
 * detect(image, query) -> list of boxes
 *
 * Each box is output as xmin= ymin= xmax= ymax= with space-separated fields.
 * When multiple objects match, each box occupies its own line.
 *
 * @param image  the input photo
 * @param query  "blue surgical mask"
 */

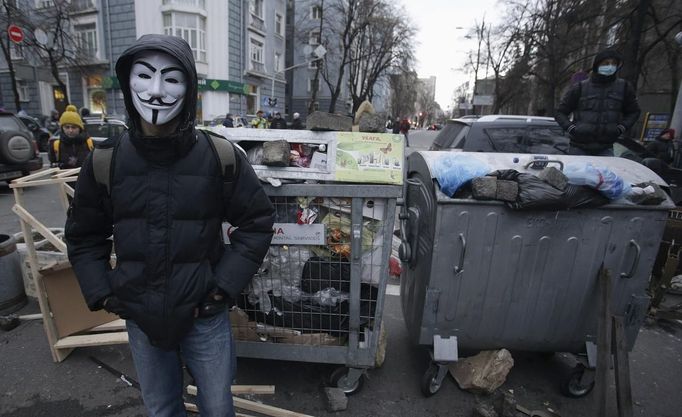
xmin=597 ymin=64 xmax=617 ymax=76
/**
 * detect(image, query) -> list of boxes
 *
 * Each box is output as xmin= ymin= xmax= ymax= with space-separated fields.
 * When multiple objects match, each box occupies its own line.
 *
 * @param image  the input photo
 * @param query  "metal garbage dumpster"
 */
xmin=399 ymin=151 xmax=674 ymax=396
xmin=232 ymin=183 xmax=401 ymax=394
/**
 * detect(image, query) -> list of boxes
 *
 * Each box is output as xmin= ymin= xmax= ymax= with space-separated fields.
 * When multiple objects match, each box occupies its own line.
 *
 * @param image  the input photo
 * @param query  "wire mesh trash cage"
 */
xmin=232 ymin=183 xmax=401 ymax=394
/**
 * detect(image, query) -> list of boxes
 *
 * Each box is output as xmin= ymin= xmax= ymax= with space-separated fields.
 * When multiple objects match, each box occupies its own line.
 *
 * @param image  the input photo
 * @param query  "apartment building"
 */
xmin=0 ymin=0 xmax=287 ymax=123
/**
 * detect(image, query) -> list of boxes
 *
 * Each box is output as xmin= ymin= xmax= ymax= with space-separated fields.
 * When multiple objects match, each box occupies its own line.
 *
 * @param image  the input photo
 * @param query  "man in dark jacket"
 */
xmin=270 ymin=111 xmax=287 ymax=129
xmin=555 ymin=49 xmax=641 ymax=156
xmin=65 ymin=34 xmax=275 ymax=417
xmin=291 ymin=112 xmax=303 ymax=129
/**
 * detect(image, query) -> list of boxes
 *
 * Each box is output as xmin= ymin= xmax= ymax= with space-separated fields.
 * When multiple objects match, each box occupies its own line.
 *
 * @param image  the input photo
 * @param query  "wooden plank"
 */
xmin=88 ymin=319 xmax=126 ymax=332
xmin=18 ymin=314 xmax=43 ymax=320
xmin=233 ymin=397 xmax=314 ymax=417
xmin=53 ymin=331 xmax=129 ymax=349
xmin=595 ymin=267 xmax=612 ymax=417
xmin=11 ymin=168 xmax=59 ymax=184
xmin=54 ymin=168 xmax=81 ymax=178
xmin=57 ymin=183 xmax=70 ymax=212
xmin=187 ymin=384 xmax=275 ymax=396
xmin=12 ymin=204 xmax=67 ymax=254
xmin=13 ymin=186 xmax=64 ymax=362
xmin=184 ymin=402 xmax=258 ymax=417
xmin=10 ymin=177 xmax=78 ymax=189
xmin=612 ymin=315 xmax=634 ymax=417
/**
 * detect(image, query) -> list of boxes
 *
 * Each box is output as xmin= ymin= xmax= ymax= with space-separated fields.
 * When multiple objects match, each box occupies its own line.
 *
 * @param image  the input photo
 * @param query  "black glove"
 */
xmin=197 ymin=288 xmax=232 ymax=318
xmin=101 ymin=295 xmax=130 ymax=319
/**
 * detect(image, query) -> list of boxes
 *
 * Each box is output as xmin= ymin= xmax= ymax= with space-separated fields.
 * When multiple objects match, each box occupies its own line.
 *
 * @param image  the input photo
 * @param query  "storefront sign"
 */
xmin=198 ymin=78 xmax=249 ymax=95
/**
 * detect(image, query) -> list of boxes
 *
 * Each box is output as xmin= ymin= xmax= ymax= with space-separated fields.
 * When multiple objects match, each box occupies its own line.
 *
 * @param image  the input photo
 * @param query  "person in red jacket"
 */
xmin=399 ymin=117 xmax=411 ymax=147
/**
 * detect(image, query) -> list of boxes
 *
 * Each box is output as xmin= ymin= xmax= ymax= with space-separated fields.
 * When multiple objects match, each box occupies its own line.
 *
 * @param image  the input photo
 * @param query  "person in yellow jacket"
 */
xmin=48 ymin=108 xmax=94 ymax=168
xmin=250 ymin=109 xmax=269 ymax=128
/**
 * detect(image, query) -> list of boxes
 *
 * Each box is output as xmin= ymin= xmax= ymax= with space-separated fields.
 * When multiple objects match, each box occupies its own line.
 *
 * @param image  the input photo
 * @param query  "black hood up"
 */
xmin=115 ymin=34 xmax=198 ymax=160
xmin=591 ymin=48 xmax=623 ymax=83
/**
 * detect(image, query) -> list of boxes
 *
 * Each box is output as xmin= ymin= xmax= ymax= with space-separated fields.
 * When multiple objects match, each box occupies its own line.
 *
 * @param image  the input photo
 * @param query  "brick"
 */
xmin=307 ymin=111 xmax=353 ymax=132
xmin=323 ymin=387 xmax=348 ymax=412
xmin=358 ymin=113 xmax=386 ymax=133
xmin=538 ymin=167 xmax=568 ymax=190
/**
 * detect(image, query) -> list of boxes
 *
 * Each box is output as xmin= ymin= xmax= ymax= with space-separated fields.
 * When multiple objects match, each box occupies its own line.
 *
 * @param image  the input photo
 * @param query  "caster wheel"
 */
xmin=329 ymin=367 xmax=364 ymax=395
xmin=420 ymin=363 xmax=443 ymax=397
xmin=561 ymin=364 xmax=595 ymax=398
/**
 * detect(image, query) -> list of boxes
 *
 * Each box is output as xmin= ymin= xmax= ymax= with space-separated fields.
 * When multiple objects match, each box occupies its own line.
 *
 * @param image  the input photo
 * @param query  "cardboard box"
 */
xmin=40 ymin=261 xmax=118 ymax=338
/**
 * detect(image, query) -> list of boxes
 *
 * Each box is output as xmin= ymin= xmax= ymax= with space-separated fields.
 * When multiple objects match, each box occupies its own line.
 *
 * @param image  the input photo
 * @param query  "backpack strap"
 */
xmin=52 ymin=139 xmax=60 ymax=161
xmin=86 ymin=137 xmax=94 ymax=151
xmin=202 ymin=129 xmax=236 ymax=181
xmin=92 ymin=147 xmax=114 ymax=195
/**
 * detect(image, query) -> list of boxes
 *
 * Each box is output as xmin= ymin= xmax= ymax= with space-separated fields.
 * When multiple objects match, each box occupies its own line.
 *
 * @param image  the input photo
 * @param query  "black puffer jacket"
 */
xmin=65 ymin=34 xmax=275 ymax=349
xmin=555 ymin=49 xmax=641 ymax=154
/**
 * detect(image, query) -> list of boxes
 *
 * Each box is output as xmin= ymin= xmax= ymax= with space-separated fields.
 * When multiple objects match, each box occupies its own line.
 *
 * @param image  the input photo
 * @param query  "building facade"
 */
xmin=0 ymin=0 xmax=287 ymax=123
xmin=286 ymin=0 xmax=351 ymax=121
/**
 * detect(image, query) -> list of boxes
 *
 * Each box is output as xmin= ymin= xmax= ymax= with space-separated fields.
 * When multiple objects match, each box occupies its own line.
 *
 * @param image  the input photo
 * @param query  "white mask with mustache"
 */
xmin=129 ymin=52 xmax=187 ymax=126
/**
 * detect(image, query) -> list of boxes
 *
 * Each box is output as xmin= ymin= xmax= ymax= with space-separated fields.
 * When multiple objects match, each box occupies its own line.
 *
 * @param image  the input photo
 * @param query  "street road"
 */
xmin=1 ymin=143 xmax=681 ymax=417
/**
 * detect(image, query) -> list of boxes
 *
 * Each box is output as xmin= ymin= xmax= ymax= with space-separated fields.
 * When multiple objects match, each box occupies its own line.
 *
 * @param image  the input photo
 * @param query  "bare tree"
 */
xmin=20 ymin=1 xmax=86 ymax=103
xmin=347 ymin=2 xmax=416 ymax=113
xmin=388 ymin=70 xmax=418 ymax=119
xmin=0 ymin=0 xmax=25 ymax=111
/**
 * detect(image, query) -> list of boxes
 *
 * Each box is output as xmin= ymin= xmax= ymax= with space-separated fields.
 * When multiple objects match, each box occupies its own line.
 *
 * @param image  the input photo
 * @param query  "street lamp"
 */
xmin=270 ymin=45 xmax=327 ymax=111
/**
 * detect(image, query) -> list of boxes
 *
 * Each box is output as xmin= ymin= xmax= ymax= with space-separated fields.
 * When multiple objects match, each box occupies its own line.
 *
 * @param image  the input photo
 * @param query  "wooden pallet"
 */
xmin=10 ymin=169 xmax=127 ymax=362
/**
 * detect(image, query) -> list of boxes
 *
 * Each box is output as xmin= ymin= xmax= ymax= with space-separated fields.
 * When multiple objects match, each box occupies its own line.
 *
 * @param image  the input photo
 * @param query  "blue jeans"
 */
xmin=127 ymin=312 xmax=235 ymax=417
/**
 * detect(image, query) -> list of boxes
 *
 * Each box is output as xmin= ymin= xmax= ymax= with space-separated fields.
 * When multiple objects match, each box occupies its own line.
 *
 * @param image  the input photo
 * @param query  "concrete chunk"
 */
xmin=262 ymin=140 xmax=290 ymax=166
xmin=495 ymin=180 xmax=519 ymax=202
xmin=323 ymin=387 xmax=348 ymax=412
xmin=358 ymin=113 xmax=386 ymax=133
xmin=472 ymin=177 xmax=497 ymax=200
xmin=538 ymin=167 xmax=568 ymax=190
xmin=449 ymin=349 xmax=514 ymax=395
xmin=307 ymin=111 xmax=353 ymax=132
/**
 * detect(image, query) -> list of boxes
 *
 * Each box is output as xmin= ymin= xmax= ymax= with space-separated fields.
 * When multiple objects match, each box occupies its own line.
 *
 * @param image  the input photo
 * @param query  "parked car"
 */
xmin=0 ymin=111 xmax=42 ymax=183
xmin=83 ymin=116 xmax=128 ymax=143
xmin=208 ymin=115 xmax=250 ymax=128
xmin=18 ymin=114 xmax=52 ymax=152
xmin=426 ymin=124 xmax=443 ymax=131
xmin=429 ymin=115 xmax=682 ymax=204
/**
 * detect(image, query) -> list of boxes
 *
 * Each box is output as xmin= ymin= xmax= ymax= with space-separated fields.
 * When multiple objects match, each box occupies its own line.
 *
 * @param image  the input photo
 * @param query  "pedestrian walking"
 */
xmin=270 ymin=112 xmax=287 ymax=129
xmin=222 ymin=113 xmax=234 ymax=128
xmin=291 ymin=112 xmax=304 ymax=130
xmin=65 ymin=34 xmax=275 ymax=417
xmin=399 ymin=117 xmax=411 ymax=147
xmin=555 ymin=48 xmax=641 ymax=156
xmin=646 ymin=128 xmax=676 ymax=164
xmin=250 ymin=109 xmax=269 ymax=128
xmin=391 ymin=116 xmax=401 ymax=134
xmin=48 ymin=108 xmax=94 ymax=169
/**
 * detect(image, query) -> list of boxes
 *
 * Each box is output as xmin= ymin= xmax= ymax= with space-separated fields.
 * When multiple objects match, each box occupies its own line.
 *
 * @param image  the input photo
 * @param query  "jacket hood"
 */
xmin=115 ymin=34 xmax=198 ymax=137
xmin=592 ymin=48 xmax=623 ymax=72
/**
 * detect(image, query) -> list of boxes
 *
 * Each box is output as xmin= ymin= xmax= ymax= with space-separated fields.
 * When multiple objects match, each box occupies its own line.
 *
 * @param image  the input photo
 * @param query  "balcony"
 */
xmin=69 ymin=0 xmax=97 ymax=15
xmin=249 ymin=13 xmax=266 ymax=35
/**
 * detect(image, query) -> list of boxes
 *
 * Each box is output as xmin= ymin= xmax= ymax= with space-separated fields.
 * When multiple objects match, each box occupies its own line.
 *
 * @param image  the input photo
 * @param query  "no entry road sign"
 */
xmin=8 ymin=25 xmax=24 ymax=44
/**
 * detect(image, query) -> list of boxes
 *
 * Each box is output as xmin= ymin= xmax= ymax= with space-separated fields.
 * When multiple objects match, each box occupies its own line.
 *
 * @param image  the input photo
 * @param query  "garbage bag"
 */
xmin=492 ymin=170 xmax=609 ymax=210
xmin=563 ymin=163 xmax=631 ymax=200
xmin=431 ymin=154 xmax=491 ymax=197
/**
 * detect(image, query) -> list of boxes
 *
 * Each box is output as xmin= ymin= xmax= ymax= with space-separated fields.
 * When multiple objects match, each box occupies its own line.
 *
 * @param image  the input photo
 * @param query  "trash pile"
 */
xmin=431 ymin=153 xmax=669 ymax=208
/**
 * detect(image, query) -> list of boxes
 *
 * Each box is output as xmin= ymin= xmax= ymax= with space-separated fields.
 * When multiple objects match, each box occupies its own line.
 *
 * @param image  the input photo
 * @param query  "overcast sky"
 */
xmin=401 ymin=0 xmax=503 ymax=110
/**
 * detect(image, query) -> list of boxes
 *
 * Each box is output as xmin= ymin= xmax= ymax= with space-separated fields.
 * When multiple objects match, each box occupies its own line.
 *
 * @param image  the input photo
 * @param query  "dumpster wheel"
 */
xmin=421 ymin=363 xmax=447 ymax=397
xmin=561 ymin=364 xmax=595 ymax=398
xmin=329 ymin=367 xmax=365 ymax=395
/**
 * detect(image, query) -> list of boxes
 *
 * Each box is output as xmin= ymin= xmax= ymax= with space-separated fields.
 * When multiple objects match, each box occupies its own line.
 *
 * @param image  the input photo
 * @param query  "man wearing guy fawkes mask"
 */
xmin=555 ymin=48 xmax=641 ymax=156
xmin=65 ymin=34 xmax=275 ymax=417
